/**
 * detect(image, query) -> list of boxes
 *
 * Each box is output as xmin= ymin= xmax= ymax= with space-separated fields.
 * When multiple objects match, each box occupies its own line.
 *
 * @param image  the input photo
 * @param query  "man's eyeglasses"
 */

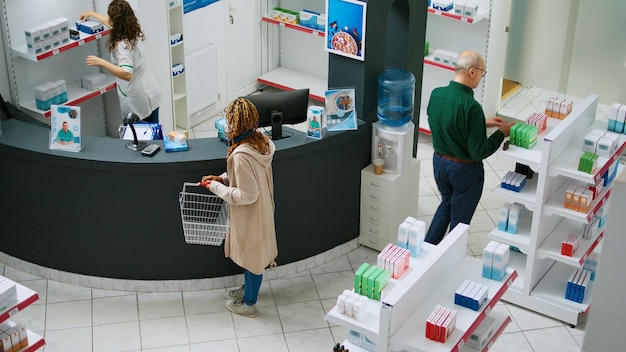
xmin=472 ymin=67 xmax=487 ymax=77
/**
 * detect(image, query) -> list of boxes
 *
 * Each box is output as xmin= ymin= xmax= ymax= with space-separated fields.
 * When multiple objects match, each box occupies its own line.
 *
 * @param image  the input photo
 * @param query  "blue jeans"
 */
xmin=425 ymin=153 xmax=484 ymax=245
xmin=244 ymin=270 xmax=262 ymax=306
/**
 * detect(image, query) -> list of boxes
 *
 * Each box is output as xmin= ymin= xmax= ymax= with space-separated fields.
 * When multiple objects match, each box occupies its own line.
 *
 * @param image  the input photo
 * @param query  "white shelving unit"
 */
xmin=359 ymin=160 xmax=420 ymax=251
xmin=420 ymin=0 xmax=511 ymax=135
xmin=133 ymin=0 xmax=187 ymax=134
xmin=326 ymin=224 xmax=518 ymax=352
xmin=0 ymin=0 xmax=115 ymax=133
xmin=0 ymin=277 xmax=45 ymax=351
xmin=259 ymin=0 xmax=327 ymax=102
xmin=489 ymin=94 xmax=626 ymax=326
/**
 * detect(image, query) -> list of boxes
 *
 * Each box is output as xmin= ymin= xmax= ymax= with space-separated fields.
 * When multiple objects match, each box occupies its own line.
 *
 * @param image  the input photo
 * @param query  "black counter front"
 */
xmin=0 ymin=118 xmax=370 ymax=280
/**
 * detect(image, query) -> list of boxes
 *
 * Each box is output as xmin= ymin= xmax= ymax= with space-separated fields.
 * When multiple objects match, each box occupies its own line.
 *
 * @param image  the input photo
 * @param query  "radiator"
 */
xmin=185 ymin=43 xmax=218 ymax=115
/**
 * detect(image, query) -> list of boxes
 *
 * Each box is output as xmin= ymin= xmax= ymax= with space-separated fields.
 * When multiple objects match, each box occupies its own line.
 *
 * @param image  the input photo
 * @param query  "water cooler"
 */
xmin=372 ymin=68 xmax=416 ymax=174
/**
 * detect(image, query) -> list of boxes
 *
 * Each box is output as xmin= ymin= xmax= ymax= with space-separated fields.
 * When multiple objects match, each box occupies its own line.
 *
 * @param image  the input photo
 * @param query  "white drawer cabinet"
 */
xmin=359 ymin=159 xmax=420 ymax=251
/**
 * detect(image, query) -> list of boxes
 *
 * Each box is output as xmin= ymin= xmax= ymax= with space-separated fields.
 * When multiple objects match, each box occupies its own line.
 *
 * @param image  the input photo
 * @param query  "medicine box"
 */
xmin=491 ymin=243 xmax=510 ymax=281
xmin=596 ymin=137 xmax=613 ymax=157
xmin=0 ymin=277 xmax=18 ymax=311
xmin=464 ymin=3 xmax=479 ymax=17
xmin=432 ymin=0 xmax=454 ymax=12
xmin=482 ymin=241 xmax=498 ymax=279
xmin=497 ymin=203 xmax=511 ymax=231
xmin=453 ymin=1 xmax=465 ymax=15
xmin=299 ymin=10 xmax=319 ymax=30
xmin=408 ymin=221 xmax=425 ymax=257
xmin=583 ymin=132 xmax=602 ymax=153
xmin=608 ymin=103 xmax=621 ymax=132
xmin=170 ymin=33 xmax=183 ymax=45
xmin=467 ymin=315 xmax=495 ymax=349
xmin=75 ymin=20 xmax=105 ymax=34
xmin=172 ymin=63 xmax=184 ymax=77
xmin=616 ymin=105 xmax=626 ymax=133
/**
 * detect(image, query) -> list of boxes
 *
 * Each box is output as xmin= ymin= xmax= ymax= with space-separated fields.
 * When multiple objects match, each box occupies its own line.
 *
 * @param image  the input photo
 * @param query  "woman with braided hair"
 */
xmin=81 ymin=0 xmax=161 ymax=123
xmin=201 ymin=97 xmax=278 ymax=318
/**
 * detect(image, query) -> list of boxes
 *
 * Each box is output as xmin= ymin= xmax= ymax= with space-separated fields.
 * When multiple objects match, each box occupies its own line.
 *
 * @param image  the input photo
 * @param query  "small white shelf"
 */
xmin=423 ymin=53 xmax=455 ymax=72
xmin=536 ymin=219 xmax=604 ymax=267
xmin=531 ymin=261 xmax=592 ymax=314
xmin=427 ymin=7 xmax=489 ymax=24
xmin=488 ymin=218 xmax=532 ymax=254
xmin=389 ymin=257 xmax=517 ymax=352
xmin=257 ymin=67 xmax=327 ymax=102
xmin=543 ymin=180 xmax=613 ymax=223
xmin=0 ymin=283 xmax=39 ymax=323
xmin=11 ymin=29 xmax=111 ymax=62
xmin=19 ymin=77 xmax=116 ymax=118
xmin=491 ymin=176 xmax=539 ymax=211
xmin=262 ymin=16 xmax=325 ymax=37
xmin=495 ymin=118 xmax=561 ymax=172
xmin=549 ymin=121 xmax=626 ymax=183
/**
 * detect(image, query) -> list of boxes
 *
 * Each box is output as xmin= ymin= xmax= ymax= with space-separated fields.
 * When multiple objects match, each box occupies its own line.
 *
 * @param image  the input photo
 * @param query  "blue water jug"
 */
xmin=377 ymin=69 xmax=415 ymax=127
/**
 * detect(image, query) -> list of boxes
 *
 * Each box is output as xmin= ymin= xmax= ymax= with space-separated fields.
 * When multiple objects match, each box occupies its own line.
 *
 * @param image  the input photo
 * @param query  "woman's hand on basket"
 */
xmin=201 ymin=175 xmax=224 ymax=188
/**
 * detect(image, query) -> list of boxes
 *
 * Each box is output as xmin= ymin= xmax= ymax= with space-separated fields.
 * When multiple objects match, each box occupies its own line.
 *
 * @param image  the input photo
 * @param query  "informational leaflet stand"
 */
xmin=325 ymin=88 xmax=357 ymax=131
xmin=49 ymin=105 xmax=82 ymax=152
xmin=120 ymin=123 xmax=163 ymax=141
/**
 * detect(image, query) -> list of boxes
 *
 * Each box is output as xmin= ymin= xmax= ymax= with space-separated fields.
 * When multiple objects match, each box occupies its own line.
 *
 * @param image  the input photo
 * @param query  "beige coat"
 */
xmin=209 ymin=142 xmax=277 ymax=275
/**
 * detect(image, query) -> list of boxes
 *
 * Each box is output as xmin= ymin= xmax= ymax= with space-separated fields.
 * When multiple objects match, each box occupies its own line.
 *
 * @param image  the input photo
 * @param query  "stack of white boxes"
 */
xmin=24 ymin=17 xmax=71 ymax=55
xmin=0 ymin=277 xmax=17 ymax=313
xmin=396 ymin=216 xmax=425 ymax=257
xmin=34 ymin=80 xmax=68 ymax=111
xmin=483 ymin=241 xmax=510 ymax=281
xmin=80 ymin=72 xmax=108 ymax=91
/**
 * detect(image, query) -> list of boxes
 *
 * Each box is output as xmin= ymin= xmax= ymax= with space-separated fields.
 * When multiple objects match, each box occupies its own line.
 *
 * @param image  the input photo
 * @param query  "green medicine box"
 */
xmin=354 ymin=263 xmax=370 ymax=295
xmin=361 ymin=265 xmax=380 ymax=298
xmin=366 ymin=267 xmax=384 ymax=299
xmin=373 ymin=269 xmax=391 ymax=301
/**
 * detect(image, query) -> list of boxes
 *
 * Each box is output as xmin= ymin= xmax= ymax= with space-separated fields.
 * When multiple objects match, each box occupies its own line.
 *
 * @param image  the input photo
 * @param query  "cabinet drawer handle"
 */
xmin=369 ymin=228 xmax=378 ymax=234
xmin=369 ymin=194 xmax=380 ymax=199
xmin=370 ymin=182 xmax=382 ymax=188
xmin=369 ymin=238 xmax=379 ymax=244
xmin=369 ymin=216 xmax=379 ymax=222
xmin=369 ymin=205 xmax=380 ymax=211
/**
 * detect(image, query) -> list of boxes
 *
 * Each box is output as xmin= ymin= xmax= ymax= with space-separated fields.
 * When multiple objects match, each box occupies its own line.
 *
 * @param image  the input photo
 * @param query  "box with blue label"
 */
xmin=75 ymin=20 xmax=105 ymax=35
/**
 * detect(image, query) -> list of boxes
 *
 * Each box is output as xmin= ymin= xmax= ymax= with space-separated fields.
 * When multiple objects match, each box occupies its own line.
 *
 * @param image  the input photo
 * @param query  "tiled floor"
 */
xmin=1 ymin=89 xmax=589 ymax=351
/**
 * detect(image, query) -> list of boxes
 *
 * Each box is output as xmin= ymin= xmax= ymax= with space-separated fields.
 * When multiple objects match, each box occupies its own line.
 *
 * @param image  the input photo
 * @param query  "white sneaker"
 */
xmin=226 ymin=299 xmax=258 ymax=317
xmin=222 ymin=285 xmax=244 ymax=300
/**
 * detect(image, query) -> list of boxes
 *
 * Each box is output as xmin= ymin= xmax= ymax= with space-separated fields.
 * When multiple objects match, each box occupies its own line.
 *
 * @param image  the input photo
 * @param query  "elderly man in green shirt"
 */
xmin=425 ymin=50 xmax=515 ymax=245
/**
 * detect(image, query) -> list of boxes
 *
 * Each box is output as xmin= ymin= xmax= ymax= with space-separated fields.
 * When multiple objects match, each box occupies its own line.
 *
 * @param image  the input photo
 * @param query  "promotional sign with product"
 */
xmin=49 ymin=105 xmax=81 ymax=152
xmin=325 ymin=0 xmax=366 ymax=61
xmin=325 ymin=88 xmax=357 ymax=131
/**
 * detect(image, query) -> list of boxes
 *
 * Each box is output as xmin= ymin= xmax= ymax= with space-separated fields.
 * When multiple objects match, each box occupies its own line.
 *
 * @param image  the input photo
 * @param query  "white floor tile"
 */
xmin=270 ymin=274 xmax=319 ymax=305
xmin=312 ymin=271 xmax=354 ymax=300
xmin=276 ymin=301 xmax=329 ymax=333
xmin=46 ymin=300 xmax=92 ymax=331
xmin=139 ymin=316 xmax=189 ymax=349
xmin=185 ymin=311 xmax=235 ymax=343
xmin=236 ymin=333 xmax=289 ymax=352
xmin=93 ymin=294 xmax=138 ymax=326
xmin=93 ymin=321 xmax=141 ymax=352
xmin=137 ymin=292 xmax=185 ymax=320
xmin=524 ymin=326 xmax=581 ymax=352
xmin=43 ymin=326 xmax=92 ymax=352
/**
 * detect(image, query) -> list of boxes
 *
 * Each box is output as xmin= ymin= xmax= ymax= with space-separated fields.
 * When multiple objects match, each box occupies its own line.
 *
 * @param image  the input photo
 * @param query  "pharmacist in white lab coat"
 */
xmin=82 ymin=0 xmax=161 ymax=123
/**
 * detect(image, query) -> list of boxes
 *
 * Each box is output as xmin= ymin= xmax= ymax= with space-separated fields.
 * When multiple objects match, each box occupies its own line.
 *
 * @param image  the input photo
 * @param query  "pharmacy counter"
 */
xmin=0 ymin=116 xmax=370 ymax=280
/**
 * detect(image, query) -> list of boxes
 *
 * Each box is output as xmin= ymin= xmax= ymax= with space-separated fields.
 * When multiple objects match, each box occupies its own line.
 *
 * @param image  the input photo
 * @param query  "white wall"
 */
xmin=567 ymin=0 xmax=626 ymax=104
xmin=503 ymin=0 xmax=575 ymax=92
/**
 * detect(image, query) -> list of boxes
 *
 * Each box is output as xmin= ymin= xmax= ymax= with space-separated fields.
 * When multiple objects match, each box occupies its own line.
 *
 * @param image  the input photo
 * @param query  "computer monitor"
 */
xmin=243 ymin=88 xmax=310 ymax=140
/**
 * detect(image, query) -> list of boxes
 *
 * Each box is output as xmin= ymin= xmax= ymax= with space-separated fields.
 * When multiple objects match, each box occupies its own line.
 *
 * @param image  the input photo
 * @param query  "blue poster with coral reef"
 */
xmin=325 ymin=0 xmax=366 ymax=61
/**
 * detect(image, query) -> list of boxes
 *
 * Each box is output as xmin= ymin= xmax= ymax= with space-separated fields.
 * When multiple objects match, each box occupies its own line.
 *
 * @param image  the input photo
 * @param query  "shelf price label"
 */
xmin=78 ymin=40 xmax=85 ymax=46
xmin=8 ymin=307 xmax=19 ymax=317
xmin=96 ymin=33 xmax=102 ymax=39
xmin=100 ymin=88 xmax=107 ymax=94
xmin=461 ymin=17 xmax=469 ymax=23
xmin=52 ymin=49 xmax=60 ymax=55
xmin=279 ymin=22 xmax=286 ymax=28
xmin=484 ymin=305 xmax=491 ymax=315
